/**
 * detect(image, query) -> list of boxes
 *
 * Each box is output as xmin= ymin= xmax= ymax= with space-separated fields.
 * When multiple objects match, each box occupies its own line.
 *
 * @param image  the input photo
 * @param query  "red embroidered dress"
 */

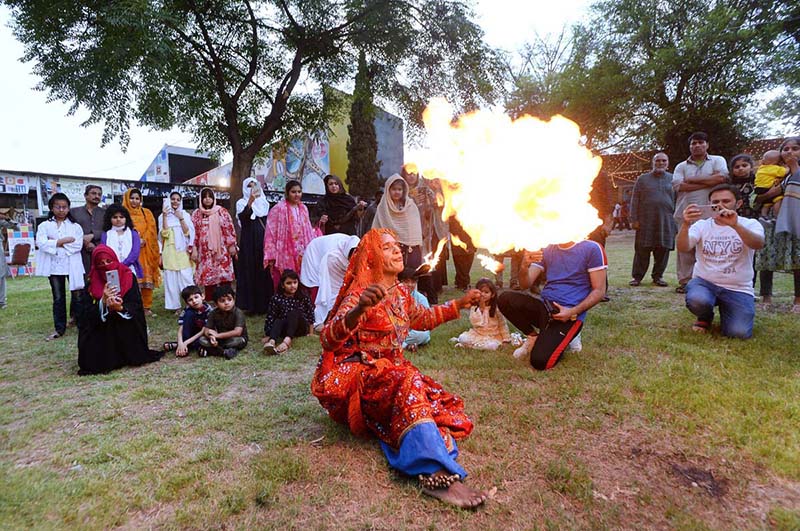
xmin=310 ymin=228 xmax=473 ymax=452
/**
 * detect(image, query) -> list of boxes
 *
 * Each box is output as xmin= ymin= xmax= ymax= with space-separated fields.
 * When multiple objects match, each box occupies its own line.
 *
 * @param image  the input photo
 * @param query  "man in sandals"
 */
xmin=677 ymin=184 xmax=764 ymax=338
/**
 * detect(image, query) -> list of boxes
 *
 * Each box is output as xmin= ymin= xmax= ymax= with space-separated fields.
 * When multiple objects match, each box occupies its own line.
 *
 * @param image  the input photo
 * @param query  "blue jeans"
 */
xmin=685 ymin=277 xmax=755 ymax=339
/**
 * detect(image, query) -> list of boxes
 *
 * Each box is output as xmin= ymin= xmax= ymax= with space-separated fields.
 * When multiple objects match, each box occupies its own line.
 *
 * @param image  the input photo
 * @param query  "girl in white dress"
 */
xmin=452 ymin=278 xmax=511 ymax=351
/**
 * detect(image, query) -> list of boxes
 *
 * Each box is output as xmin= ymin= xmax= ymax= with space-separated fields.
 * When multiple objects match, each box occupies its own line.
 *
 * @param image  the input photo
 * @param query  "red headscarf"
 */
xmin=88 ymin=244 xmax=135 ymax=301
xmin=327 ymin=228 xmax=395 ymax=320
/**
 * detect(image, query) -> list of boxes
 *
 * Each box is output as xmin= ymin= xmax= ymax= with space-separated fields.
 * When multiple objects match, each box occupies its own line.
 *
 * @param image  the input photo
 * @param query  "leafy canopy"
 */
xmin=6 ymin=0 xmax=503 ymax=187
xmin=506 ymin=0 xmax=793 ymax=160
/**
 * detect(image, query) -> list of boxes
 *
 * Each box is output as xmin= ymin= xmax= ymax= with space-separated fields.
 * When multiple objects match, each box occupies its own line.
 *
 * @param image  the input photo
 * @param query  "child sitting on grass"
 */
xmin=398 ymin=267 xmax=431 ymax=352
xmin=262 ymin=269 xmax=314 ymax=355
xmin=198 ymin=285 xmax=248 ymax=359
xmin=451 ymin=277 xmax=511 ymax=351
xmin=163 ymin=285 xmax=212 ymax=357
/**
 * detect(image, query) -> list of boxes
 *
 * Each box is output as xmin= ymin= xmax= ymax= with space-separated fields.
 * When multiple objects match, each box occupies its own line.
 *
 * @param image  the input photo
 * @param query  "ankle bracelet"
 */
xmin=418 ymin=473 xmax=460 ymax=490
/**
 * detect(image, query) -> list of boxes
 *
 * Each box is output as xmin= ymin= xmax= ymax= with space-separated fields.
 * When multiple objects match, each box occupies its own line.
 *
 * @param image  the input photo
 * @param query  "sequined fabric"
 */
xmin=312 ymin=228 xmax=473 ymax=449
xmin=311 ymin=284 xmax=471 ymax=449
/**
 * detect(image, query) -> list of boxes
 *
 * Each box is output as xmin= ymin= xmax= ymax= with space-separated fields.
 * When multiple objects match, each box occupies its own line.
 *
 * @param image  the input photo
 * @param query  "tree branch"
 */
xmin=278 ymin=0 xmax=302 ymax=33
xmin=233 ymin=0 xmax=259 ymax=101
xmin=189 ymin=1 xmax=241 ymax=149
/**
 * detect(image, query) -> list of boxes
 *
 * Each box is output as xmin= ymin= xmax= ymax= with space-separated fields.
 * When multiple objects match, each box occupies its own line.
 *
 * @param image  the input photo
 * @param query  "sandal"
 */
xmin=163 ymin=342 xmax=179 ymax=352
xmin=691 ymin=320 xmax=710 ymax=333
xmin=198 ymin=347 xmax=209 ymax=358
xmin=275 ymin=339 xmax=291 ymax=354
xmin=45 ymin=331 xmax=63 ymax=341
xmin=263 ymin=340 xmax=277 ymax=356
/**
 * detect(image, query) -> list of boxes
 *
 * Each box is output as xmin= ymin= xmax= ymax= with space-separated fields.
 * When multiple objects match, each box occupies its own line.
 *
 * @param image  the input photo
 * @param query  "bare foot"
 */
xmin=423 ymin=480 xmax=488 ymax=509
xmin=513 ymin=334 xmax=537 ymax=359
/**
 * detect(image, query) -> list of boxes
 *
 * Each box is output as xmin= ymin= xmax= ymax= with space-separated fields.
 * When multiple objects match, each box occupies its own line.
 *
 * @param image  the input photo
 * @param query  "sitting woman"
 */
xmin=77 ymin=245 xmax=163 ymax=375
xmin=311 ymin=228 xmax=488 ymax=508
xmin=452 ymin=277 xmax=511 ymax=351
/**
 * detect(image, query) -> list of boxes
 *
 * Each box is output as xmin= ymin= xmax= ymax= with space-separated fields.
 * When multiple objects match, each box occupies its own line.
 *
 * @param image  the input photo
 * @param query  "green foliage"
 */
xmin=507 ymin=0 xmax=794 ymax=159
xmin=346 ymin=50 xmax=381 ymax=199
xmin=767 ymin=2 xmax=800 ymax=129
xmin=5 ymin=0 xmax=503 ymax=211
xmin=505 ymin=31 xmax=635 ymax=150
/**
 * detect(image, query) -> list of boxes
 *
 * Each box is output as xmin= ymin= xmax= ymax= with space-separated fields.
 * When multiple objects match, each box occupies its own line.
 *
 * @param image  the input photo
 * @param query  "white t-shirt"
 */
xmin=687 ymin=217 xmax=764 ymax=295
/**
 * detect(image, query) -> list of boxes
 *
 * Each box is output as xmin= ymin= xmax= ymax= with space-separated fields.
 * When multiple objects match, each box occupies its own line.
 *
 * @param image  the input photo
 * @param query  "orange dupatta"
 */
xmin=123 ymin=189 xmax=161 ymax=288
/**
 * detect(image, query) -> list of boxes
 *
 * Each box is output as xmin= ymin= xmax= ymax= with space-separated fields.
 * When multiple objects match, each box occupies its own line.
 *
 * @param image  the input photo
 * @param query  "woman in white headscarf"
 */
xmin=236 ymin=177 xmax=273 ymax=313
xmin=158 ymin=191 xmax=195 ymax=312
xmin=372 ymin=174 xmax=423 ymax=268
xmin=299 ymin=233 xmax=360 ymax=328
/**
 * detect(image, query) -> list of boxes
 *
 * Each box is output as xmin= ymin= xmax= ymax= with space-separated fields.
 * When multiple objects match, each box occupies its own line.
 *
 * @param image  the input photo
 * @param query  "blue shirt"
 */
xmin=536 ymin=241 xmax=607 ymax=321
xmin=178 ymin=303 xmax=212 ymax=336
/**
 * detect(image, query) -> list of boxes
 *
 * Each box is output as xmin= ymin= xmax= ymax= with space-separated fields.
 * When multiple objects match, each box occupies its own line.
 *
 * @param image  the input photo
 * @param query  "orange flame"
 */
xmin=417 ymin=98 xmax=603 ymax=253
xmin=450 ymin=234 xmax=469 ymax=251
xmin=476 ymin=253 xmax=504 ymax=274
xmin=418 ymin=237 xmax=448 ymax=274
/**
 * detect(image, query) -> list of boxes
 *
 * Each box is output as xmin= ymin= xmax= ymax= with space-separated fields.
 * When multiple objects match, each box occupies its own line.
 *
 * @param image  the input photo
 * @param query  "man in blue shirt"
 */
xmin=497 ymin=241 xmax=608 ymax=370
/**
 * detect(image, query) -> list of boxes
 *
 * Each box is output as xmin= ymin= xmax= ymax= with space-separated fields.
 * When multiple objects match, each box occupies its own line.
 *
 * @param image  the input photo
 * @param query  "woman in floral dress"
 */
xmin=191 ymin=188 xmax=237 ymax=300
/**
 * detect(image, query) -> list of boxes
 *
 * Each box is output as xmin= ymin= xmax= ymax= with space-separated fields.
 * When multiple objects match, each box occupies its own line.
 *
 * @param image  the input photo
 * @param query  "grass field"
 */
xmin=1 ymin=231 xmax=799 ymax=530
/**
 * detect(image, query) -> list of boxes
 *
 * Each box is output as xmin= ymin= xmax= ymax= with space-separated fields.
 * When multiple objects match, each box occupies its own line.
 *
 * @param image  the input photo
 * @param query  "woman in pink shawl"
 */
xmin=191 ymin=188 xmax=238 ymax=300
xmin=263 ymin=180 xmax=316 ymax=290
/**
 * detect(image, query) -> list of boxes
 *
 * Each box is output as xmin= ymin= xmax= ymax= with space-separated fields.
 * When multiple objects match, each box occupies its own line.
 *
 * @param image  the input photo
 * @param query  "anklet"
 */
xmin=419 ymin=473 xmax=461 ymax=490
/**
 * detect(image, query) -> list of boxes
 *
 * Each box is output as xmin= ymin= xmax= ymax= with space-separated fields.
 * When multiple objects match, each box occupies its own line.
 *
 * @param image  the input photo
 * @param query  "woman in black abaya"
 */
xmin=235 ymin=177 xmax=273 ymax=313
xmin=313 ymin=174 xmax=365 ymax=236
xmin=78 ymin=245 xmax=162 ymax=375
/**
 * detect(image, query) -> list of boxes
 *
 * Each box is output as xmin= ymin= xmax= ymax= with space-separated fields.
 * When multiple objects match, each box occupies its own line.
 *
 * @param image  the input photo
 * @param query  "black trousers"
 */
xmin=449 ymin=217 xmax=475 ymax=289
xmin=631 ymin=244 xmax=670 ymax=281
xmin=759 ymin=270 xmax=800 ymax=297
xmin=497 ymin=291 xmax=583 ymax=371
xmin=268 ymin=309 xmax=310 ymax=340
xmin=49 ymin=275 xmax=69 ymax=335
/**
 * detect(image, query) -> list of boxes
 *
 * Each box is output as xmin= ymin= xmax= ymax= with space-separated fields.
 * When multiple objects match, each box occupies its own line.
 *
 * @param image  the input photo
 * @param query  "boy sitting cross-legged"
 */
xmin=198 ymin=285 xmax=248 ymax=359
xmin=164 ymin=285 xmax=212 ymax=357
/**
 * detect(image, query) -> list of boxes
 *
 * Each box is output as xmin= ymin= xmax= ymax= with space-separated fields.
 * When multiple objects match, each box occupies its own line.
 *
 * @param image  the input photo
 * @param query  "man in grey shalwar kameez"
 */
xmin=629 ymin=153 xmax=676 ymax=287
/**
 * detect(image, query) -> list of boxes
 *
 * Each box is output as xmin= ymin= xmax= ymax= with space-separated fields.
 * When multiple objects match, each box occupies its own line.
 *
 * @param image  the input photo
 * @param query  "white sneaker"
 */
xmin=567 ymin=333 xmax=582 ymax=353
xmin=513 ymin=335 xmax=537 ymax=359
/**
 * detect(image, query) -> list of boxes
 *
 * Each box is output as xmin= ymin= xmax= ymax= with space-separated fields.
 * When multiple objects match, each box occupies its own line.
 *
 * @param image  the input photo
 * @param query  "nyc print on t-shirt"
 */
xmin=688 ymin=218 xmax=763 ymax=295
xmin=701 ymin=233 xmax=744 ymax=274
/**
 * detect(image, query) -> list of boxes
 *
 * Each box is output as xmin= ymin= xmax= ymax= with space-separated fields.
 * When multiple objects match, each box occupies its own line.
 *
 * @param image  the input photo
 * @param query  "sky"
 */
xmin=0 ymin=2 xmax=591 ymax=180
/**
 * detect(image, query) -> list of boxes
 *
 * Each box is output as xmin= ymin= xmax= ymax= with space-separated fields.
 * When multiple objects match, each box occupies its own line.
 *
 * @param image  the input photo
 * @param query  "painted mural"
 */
xmin=187 ymin=135 xmax=329 ymax=194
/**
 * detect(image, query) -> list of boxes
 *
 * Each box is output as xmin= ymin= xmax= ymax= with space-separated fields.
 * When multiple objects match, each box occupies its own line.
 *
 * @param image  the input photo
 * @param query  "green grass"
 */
xmin=1 ymin=231 xmax=798 ymax=529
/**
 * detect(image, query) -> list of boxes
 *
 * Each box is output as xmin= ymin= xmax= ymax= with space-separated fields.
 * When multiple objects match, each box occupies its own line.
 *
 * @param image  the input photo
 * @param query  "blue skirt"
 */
xmin=380 ymin=421 xmax=468 ymax=478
